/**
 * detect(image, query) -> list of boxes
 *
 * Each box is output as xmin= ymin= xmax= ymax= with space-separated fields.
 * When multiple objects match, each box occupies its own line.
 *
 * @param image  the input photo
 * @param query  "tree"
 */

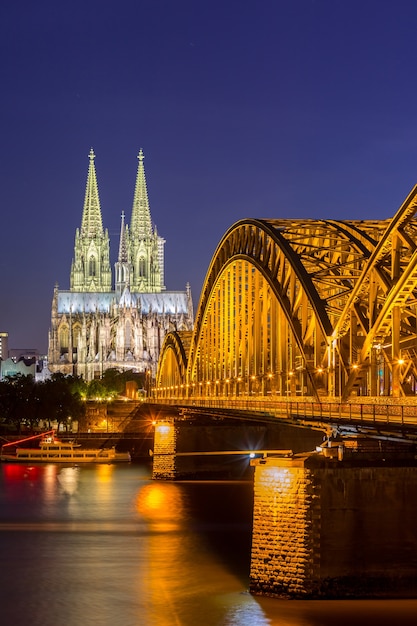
xmin=41 ymin=373 xmax=86 ymax=432
xmin=86 ymin=378 xmax=108 ymax=401
xmin=0 ymin=374 xmax=40 ymax=433
xmin=0 ymin=373 xmax=86 ymax=434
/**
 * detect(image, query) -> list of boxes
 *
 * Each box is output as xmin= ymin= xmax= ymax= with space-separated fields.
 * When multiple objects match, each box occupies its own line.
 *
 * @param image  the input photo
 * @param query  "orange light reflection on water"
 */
xmin=135 ymin=482 xmax=186 ymax=530
xmin=96 ymin=463 xmax=114 ymax=482
xmin=132 ymin=480 xmax=269 ymax=626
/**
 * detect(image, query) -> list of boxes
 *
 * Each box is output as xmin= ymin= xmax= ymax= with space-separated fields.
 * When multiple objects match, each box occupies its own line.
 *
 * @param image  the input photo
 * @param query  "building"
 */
xmin=0 ymin=339 xmax=49 ymax=381
xmin=1 ymin=357 xmax=36 ymax=379
xmin=8 ymin=348 xmax=40 ymax=362
xmin=48 ymin=149 xmax=193 ymax=381
xmin=0 ymin=332 xmax=8 ymax=361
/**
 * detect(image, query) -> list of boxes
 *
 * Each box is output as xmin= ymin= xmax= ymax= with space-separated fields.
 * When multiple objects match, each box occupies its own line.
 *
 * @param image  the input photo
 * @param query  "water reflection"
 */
xmin=134 ymin=481 xmax=258 ymax=625
xmin=0 ymin=464 xmax=416 ymax=626
xmin=136 ymin=482 xmax=186 ymax=528
xmin=57 ymin=466 xmax=80 ymax=495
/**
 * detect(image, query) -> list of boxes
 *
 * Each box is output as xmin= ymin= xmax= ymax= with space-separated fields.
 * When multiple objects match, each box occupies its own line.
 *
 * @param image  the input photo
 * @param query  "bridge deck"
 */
xmin=148 ymin=398 xmax=417 ymax=441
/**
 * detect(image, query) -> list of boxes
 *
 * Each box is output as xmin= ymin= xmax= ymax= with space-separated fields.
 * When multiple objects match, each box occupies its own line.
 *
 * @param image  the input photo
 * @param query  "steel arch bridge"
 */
xmin=156 ymin=185 xmax=417 ymax=402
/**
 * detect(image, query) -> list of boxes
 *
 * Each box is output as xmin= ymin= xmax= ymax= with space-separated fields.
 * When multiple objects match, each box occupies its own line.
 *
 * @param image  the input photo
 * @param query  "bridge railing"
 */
xmin=149 ymin=397 xmax=417 ymax=428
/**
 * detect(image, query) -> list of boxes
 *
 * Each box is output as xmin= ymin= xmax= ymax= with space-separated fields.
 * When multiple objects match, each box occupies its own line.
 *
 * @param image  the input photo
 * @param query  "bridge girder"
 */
xmin=156 ymin=186 xmax=417 ymax=401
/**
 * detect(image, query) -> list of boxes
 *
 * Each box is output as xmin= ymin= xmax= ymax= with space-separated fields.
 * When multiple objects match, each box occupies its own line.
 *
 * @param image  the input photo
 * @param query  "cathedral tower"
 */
xmin=128 ymin=149 xmax=165 ymax=292
xmin=70 ymin=149 xmax=112 ymax=292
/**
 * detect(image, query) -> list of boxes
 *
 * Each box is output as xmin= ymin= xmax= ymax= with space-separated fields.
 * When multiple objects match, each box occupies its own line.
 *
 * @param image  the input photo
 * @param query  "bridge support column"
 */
xmin=250 ymin=454 xmax=320 ymax=597
xmin=250 ymin=452 xmax=417 ymax=598
xmin=152 ymin=419 xmax=177 ymax=480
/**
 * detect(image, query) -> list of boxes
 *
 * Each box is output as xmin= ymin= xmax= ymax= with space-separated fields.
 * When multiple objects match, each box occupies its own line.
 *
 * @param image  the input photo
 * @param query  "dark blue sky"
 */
xmin=2 ymin=0 xmax=417 ymax=354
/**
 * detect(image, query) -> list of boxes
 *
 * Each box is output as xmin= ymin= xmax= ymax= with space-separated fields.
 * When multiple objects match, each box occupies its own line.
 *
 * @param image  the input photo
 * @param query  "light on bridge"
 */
xmin=154 ymin=422 xmax=171 ymax=435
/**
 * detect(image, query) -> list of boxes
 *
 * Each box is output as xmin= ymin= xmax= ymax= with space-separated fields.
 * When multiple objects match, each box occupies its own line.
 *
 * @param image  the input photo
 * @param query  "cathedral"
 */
xmin=48 ymin=149 xmax=193 ymax=381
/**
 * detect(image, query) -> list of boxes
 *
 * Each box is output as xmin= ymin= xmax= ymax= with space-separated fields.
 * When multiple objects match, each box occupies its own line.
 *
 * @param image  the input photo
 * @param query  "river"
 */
xmin=0 ymin=462 xmax=416 ymax=625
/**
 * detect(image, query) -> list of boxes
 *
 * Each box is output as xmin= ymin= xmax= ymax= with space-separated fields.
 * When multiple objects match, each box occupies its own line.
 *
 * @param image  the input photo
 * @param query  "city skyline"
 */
xmin=2 ymin=1 xmax=417 ymax=353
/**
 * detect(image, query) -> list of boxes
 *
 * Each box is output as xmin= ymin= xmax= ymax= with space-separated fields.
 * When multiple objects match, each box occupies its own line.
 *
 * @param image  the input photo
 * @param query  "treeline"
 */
xmin=0 ymin=369 xmax=144 ymax=433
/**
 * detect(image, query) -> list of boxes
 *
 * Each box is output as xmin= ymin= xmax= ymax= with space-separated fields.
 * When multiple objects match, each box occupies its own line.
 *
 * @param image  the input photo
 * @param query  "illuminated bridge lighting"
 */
xmin=156 ymin=193 xmax=417 ymax=401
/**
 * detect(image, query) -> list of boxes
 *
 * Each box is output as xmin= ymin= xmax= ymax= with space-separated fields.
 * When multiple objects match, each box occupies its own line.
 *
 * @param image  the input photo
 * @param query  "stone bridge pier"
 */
xmin=250 ymin=451 xmax=417 ymax=598
xmin=151 ymin=418 xmax=177 ymax=480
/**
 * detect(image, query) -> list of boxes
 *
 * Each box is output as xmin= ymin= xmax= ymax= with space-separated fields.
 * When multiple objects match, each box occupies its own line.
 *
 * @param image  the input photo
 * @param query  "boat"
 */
xmin=0 ymin=431 xmax=131 ymax=464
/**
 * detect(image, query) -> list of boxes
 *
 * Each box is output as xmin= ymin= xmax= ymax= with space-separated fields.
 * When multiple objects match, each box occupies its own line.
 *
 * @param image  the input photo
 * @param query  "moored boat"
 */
xmin=0 ymin=431 xmax=130 ymax=463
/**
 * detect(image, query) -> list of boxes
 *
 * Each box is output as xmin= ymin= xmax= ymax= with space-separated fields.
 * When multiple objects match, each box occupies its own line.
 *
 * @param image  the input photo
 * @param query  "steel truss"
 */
xmin=156 ymin=186 xmax=417 ymax=400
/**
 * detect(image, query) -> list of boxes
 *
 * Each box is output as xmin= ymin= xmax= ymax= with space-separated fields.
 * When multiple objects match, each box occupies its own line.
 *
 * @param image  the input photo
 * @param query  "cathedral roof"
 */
xmin=119 ymin=285 xmax=134 ymax=307
xmin=57 ymin=290 xmax=190 ymax=314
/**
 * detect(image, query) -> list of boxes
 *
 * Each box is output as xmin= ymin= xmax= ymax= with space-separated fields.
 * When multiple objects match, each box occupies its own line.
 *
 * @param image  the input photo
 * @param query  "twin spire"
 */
xmin=82 ymin=147 xmax=152 ymax=244
xmin=71 ymin=148 xmax=165 ymax=295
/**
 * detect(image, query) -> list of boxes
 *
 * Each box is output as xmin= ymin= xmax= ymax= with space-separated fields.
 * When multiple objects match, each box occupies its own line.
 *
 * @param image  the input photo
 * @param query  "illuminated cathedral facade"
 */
xmin=48 ymin=149 xmax=193 ymax=381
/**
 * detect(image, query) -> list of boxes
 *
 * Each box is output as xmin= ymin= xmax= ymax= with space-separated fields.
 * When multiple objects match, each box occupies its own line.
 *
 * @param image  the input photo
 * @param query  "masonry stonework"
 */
xmin=250 ymin=456 xmax=320 ymax=597
xmin=151 ymin=420 xmax=177 ymax=480
xmin=250 ymin=453 xmax=417 ymax=598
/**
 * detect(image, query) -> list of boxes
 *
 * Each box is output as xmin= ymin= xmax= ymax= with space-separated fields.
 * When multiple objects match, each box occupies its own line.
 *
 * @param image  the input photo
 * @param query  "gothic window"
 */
xmin=139 ymin=257 xmax=146 ymax=277
xmin=72 ymin=325 xmax=81 ymax=348
xmin=125 ymin=320 xmax=131 ymax=349
xmin=59 ymin=326 xmax=69 ymax=348
xmin=89 ymin=256 xmax=96 ymax=277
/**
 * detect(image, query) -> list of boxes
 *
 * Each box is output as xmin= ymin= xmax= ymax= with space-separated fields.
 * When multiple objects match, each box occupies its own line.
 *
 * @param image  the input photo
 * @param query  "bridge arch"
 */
xmin=156 ymin=187 xmax=417 ymax=400
xmin=155 ymin=331 xmax=192 ymax=398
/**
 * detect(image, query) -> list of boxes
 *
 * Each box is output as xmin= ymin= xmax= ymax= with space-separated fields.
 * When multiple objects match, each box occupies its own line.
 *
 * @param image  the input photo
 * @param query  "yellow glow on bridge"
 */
xmin=156 ymin=190 xmax=417 ymax=402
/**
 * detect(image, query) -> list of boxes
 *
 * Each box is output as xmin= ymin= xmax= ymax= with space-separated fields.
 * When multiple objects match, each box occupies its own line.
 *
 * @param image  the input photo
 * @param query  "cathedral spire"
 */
xmin=118 ymin=211 xmax=128 ymax=263
xmin=115 ymin=210 xmax=131 ymax=298
xmin=130 ymin=149 xmax=153 ymax=238
xmin=70 ymin=149 xmax=112 ymax=292
xmin=127 ymin=150 xmax=166 ymax=293
xmin=81 ymin=148 xmax=104 ymax=237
